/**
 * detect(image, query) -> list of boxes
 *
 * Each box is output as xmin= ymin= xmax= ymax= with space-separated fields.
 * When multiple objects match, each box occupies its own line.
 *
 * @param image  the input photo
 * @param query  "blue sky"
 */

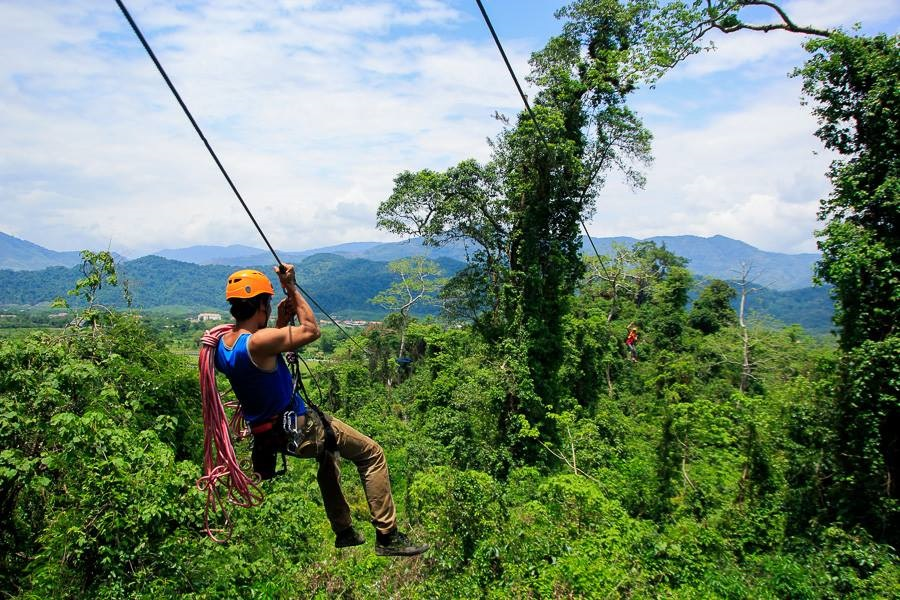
xmin=0 ymin=1 xmax=897 ymax=257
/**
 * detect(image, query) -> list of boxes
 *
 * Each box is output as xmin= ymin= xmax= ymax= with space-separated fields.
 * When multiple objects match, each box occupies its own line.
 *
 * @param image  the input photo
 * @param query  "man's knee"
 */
xmin=351 ymin=436 xmax=384 ymax=465
xmin=373 ymin=442 xmax=388 ymax=466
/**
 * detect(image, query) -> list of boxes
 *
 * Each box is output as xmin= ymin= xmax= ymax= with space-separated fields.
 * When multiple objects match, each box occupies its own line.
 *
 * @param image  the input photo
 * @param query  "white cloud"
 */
xmin=0 ymin=0 xmax=894 ymax=258
xmin=0 ymin=0 xmax=527 ymax=255
xmin=586 ymin=79 xmax=833 ymax=253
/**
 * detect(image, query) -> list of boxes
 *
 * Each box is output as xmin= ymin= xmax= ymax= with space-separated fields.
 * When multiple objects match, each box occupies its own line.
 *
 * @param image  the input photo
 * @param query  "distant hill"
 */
xmin=194 ymin=240 xmax=465 ymax=267
xmin=337 ymin=239 xmax=472 ymax=263
xmin=1 ymin=231 xmax=820 ymax=290
xmin=741 ymin=285 xmax=834 ymax=334
xmin=153 ymin=244 xmax=265 ymax=263
xmin=149 ymin=242 xmax=388 ymax=265
xmin=142 ymin=235 xmax=819 ymax=291
xmin=0 ymin=251 xmax=833 ymax=332
xmin=579 ymin=235 xmax=819 ymax=291
xmin=0 ymin=232 xmax=92 ymax=270
xmin=0 ymin=253 xmax=466 ymax=319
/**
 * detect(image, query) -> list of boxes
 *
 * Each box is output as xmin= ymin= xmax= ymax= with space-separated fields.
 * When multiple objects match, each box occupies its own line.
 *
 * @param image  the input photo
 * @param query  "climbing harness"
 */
xmin=286 ymin=350 xmax=338 ymax=454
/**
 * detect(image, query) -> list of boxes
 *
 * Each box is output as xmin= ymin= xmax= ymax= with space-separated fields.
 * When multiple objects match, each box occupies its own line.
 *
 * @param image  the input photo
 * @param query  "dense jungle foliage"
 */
xmin=1 ymin=251 xmax=897 ymax=598
xmin=2 ymin=0 xmax=897 ymax=597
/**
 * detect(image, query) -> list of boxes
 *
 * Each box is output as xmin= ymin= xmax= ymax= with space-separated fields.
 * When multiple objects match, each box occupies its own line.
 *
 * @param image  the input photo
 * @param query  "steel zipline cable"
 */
xmin=474 ymin=0 xmax=610 ymax=267
xmin=114 ymin=0 xmax=367 ymax=353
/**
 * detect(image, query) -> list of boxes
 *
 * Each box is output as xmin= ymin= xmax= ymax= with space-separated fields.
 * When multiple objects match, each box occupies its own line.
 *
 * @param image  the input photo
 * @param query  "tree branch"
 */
xmin=709 ymin=1 xmax=832 ymax=38
xmin=539 ymin=440 xmax=603 ymax=485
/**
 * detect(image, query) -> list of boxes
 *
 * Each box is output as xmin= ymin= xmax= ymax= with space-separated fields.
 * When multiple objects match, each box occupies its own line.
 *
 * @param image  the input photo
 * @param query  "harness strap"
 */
xmin=309 ymin=400 xmax=339 ymax=454
xmin=295 ymin=374 xmax=338 ymax=454
xmin=249 ymin=415 xmax=280 ymax=435
xmin=287 ymin=351 xmax=339 ymax=454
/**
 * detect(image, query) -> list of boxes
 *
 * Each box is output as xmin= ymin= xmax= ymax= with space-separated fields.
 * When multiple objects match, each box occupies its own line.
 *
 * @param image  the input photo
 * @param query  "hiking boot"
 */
xmin=375 ymin=529 xmax=429 ymax=557
xmin=335 ymin=526 xmax=365 ymax=548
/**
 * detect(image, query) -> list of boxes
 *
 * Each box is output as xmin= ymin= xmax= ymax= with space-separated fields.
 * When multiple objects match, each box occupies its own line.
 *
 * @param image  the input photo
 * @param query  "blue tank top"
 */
xmin=214 ymin=333 xmax=306 ymax=425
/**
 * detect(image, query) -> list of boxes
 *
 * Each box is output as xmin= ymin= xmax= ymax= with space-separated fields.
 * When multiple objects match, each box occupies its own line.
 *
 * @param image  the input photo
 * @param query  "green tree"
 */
xmin=53 ymin=250 xmax=132 ymax=330
xmin=690 ymin=279 xmax=737 ymax=334
xmin=798 ymin=32 xmax=900 ymax=542
xmin=377 ymin=1 xmax=660 ymax=461
xmin=582 ymin=245 xmax=635 ymax=323
xmin=370 ymin=256 xmax=446 ymax=359
xmin=631 ymin=242 xmax=692 ymax=354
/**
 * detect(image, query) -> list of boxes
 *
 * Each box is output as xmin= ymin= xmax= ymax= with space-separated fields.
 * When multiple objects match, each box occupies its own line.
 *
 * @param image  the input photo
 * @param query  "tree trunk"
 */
xmin=738 ymin=265 xmax=753 ymax=394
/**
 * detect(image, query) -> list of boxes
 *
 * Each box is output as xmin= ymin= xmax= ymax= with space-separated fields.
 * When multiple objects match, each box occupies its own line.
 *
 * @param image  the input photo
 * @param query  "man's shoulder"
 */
xmin=222 ymin=330 xmax=249 ymax=345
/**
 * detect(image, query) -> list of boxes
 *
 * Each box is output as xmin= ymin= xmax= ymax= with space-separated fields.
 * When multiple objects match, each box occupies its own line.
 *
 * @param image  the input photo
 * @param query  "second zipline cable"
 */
xmin=474 ymin=0 xmax=610 ymax=267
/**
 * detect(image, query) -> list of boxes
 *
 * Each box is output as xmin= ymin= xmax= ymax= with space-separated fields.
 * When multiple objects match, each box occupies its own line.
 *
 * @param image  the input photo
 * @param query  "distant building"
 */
xmin=197 ymin=313 xmax=222 ymax=322
xmin=318 ymin=318 xmax=379 ymax=327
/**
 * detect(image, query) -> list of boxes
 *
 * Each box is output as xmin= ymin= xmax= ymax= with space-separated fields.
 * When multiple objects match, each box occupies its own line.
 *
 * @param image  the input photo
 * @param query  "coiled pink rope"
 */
xmin=196 ymin=324 xmax=263 ymax=542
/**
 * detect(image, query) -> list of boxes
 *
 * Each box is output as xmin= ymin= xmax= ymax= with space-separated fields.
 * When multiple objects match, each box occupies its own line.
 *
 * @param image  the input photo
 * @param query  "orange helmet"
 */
xmin=225 ymin=269 xmax=275 ymax=300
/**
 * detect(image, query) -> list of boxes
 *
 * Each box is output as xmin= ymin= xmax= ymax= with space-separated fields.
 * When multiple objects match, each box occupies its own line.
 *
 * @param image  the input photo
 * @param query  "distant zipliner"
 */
xmin=625 ymin=323 xmax=639 ymax=362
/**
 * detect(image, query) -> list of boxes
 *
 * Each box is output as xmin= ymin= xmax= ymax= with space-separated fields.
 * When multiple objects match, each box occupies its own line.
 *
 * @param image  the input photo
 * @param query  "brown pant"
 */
xmin=251 ymin=411 xmax=397 ymax=535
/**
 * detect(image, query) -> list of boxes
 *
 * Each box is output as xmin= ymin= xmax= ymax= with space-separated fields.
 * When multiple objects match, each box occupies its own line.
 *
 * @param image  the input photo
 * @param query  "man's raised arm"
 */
xmin=250 ymin=264 xmax=320 ymax=357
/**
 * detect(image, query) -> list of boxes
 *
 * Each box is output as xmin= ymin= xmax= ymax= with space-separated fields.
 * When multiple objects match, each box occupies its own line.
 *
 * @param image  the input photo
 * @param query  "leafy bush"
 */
xmin=409 ymin=467 xmax=504 ymax=571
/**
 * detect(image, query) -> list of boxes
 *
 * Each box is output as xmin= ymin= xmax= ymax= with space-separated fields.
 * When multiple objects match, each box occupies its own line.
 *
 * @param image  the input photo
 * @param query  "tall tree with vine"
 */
xmin=799 ymin=31 xmax=899 ymax=542
xmin=377 ymin=0 xmax=658 ymax=461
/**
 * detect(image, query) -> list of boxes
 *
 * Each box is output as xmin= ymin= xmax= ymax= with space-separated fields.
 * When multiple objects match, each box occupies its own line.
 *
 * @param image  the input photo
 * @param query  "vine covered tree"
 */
xmin=799 ymin=32 xmax=899 ymax=542
xmin=377 ymin=0 xmax=661 ymax=460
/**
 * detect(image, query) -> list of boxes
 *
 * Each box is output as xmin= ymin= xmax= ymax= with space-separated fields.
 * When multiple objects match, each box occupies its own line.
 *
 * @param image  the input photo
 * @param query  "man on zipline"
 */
xmin=216 ymin=265 xmax=427 ymax=556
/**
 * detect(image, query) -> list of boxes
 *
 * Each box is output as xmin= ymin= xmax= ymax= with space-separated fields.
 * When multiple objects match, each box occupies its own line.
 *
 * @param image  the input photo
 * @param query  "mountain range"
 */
xmin=2 ymin=231 xmax=819 ymax=291
xmin=0 ymin=231 xmax=833 ymax=332
xmin=0 ymin=232 xmax=88 ymax=271
xmin=0 ymin=253 xmax=464 ymax=320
